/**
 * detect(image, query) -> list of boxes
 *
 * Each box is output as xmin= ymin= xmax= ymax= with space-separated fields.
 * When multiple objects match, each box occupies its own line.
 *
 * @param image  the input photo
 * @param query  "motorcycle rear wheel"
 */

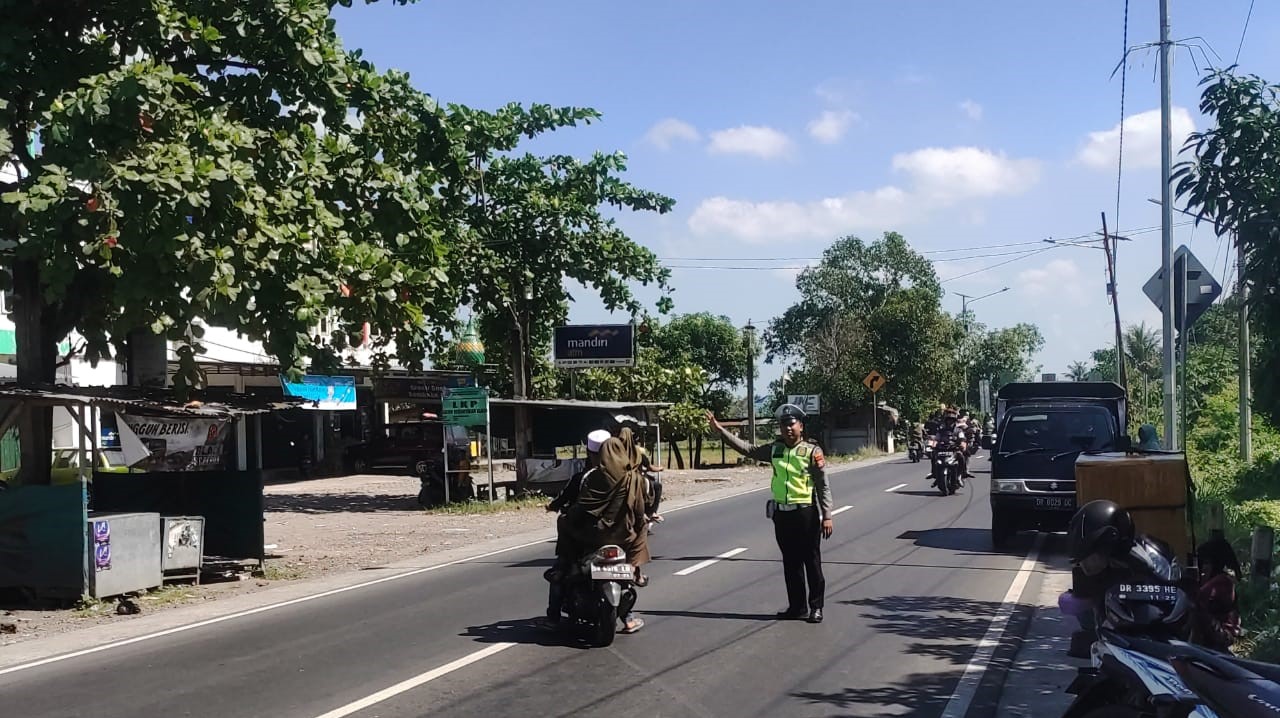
xmin=592 ymin=597 xmax=617 ymax=648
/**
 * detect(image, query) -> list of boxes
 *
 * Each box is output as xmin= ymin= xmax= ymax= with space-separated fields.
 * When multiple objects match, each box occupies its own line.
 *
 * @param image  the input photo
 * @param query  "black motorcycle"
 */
xmin=1061 ymin=535 xmax=1200 ymax=717
xmin=554 ymin=544 xmax=638 ymax=648
xmin=930 ymin=442 xmax=963 ymax=496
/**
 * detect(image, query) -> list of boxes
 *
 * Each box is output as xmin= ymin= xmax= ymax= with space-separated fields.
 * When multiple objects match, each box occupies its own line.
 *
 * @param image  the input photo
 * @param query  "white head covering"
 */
xmin=586 ymin=429 xmax=612 ymax=452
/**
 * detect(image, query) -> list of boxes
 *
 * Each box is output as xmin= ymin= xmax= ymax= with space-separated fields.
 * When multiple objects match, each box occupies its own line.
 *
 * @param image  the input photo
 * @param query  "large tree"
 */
xmin=1174 ymin=69 xmax=1280 ymax=426
xmin=444 ymin=103 xmax=674 ymax=401
xmin=965 ymin=321 xmax=1045 ymax=400
xmin=652 ymin=312 xmax=746 ymax=415
xmin=767 ymin=231 xmax=961 ymax=420
xmin=2 ymin=0 xmax=465 ymax=483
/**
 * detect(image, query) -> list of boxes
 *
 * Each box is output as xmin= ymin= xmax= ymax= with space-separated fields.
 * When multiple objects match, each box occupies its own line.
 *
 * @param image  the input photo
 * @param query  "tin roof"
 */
xmin=0 ymin=383 xmax=302 ymax=418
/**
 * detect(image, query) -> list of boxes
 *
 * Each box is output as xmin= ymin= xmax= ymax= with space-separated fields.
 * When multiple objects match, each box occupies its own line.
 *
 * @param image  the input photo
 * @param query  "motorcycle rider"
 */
xmin=930 ymin=408 xmax=971 ymax=483
xmin=543 ymin=429 xmax=611 ymax=627
xmin=908 ymin=421 xmax=925 ymax=455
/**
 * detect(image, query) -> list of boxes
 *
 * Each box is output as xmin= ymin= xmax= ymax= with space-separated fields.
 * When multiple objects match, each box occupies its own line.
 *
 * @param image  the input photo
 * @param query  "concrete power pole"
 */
xmin=1239 ymin=236 xmax=1253 ymax=462
xmin=1158 ymin=0 xmax=1178 ymax=450
xmin=744 ymin=321 xmax=756 ymax=444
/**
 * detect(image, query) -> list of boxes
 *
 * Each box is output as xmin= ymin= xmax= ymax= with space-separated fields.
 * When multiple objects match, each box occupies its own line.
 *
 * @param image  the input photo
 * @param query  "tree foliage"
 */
xmin=767 ymin=232 xmax=964 ymax=420
xmin=573 ymin=345 xmax=707 ymax=438
xmin=445 ymin=104 xmax=674 ymax=397
xmin=2 ymin=0 xmax=465 ymax=388
xmin=1174 ymin=69 xmax=1280 ymax=426
xmin=652 ymin=312 xmax=746 ymax=414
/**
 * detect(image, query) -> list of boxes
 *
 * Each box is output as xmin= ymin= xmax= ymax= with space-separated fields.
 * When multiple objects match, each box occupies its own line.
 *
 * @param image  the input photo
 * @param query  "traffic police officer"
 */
xmin=708 ymin=404 xmax=833 ymax=623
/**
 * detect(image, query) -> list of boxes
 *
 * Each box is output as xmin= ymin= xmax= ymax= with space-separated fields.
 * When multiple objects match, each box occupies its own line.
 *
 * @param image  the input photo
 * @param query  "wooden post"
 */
xmin=1252 ymin=526 xmax=1274 ymax=585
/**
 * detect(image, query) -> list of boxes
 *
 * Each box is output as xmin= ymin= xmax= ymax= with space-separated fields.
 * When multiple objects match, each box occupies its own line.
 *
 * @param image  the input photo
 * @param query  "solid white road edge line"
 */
xmin=938 ymin=533 xmax=1045 ymax=718
xmin=673 ymin=547 xmax=749 ymax=576
xmin=885 ymin=483 xmax=909 ymax=493
xmin=831 ymin=505 xmax=853 ymax=516
xmin=0 ymin=454 xmax=898 ymax=677
xmin=311 ymin=642 xmax=516 ymax=718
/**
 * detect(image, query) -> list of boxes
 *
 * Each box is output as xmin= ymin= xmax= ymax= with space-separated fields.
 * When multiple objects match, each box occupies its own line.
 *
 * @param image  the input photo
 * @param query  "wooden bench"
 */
xmin=476 ymin=480 xmax=523 ymax=501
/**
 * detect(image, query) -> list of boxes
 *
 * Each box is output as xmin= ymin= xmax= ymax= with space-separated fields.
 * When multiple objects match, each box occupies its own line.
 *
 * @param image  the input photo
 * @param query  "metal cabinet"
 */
xmin=86 ymin=512 xmax=162 ymax=599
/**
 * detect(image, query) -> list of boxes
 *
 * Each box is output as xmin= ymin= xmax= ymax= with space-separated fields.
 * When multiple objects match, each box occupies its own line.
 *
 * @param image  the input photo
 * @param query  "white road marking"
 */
xmin=831 ymin=505 xmax=853 ymax=516
xmin=0 ymin=454 xmax=899 ymax=676
xmin=885 ymin=483 xmax=909 ymax=493
xmin=939 ymin=533 xmax=1045 ymax=718
xmin=674 ymin=547 xmax=749 ymax=576
xmin=0 ymin=538 xmax=547 ymax=677
xmin=312 ymin=642 xmax=516 ymax=718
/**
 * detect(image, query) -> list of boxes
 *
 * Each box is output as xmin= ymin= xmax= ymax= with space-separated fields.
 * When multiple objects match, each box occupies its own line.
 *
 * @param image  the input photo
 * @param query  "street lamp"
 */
xmin=954 ymin=287 xmax=1010 ymax=408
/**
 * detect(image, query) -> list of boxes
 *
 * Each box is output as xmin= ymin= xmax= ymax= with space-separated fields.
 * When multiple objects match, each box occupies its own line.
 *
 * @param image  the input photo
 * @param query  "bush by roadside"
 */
xmin=1187 ymin=384 xmax=1280 ymax=659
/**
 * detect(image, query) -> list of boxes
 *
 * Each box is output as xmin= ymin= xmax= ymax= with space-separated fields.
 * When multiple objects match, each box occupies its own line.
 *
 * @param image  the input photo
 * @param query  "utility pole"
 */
xmin=1158 ymin=0 xmax=1178 ymax=450
xmin=1100 ymin=213 xmax=1126 ymax=389
xmin=1239 ymin=233 xmax=1253 ymax=461
xmin=955 ymin=287 xmax=1010 ymax=408
xmin=744 ymin=321 xmax=756 ymax=444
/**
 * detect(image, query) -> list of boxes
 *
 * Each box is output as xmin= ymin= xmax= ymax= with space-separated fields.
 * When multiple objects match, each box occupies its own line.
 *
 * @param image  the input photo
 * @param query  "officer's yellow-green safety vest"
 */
xmin=771 ymin=442 xmax=815 ymax=505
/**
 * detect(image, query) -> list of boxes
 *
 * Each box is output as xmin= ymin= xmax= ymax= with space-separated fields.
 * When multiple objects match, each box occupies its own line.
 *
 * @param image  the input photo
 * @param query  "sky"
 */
xmin=333 ymin=0 xmax=1277 ymax=390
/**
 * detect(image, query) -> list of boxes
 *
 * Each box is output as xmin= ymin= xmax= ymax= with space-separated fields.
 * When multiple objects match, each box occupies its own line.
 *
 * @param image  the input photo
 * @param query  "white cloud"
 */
xmin=891 ymin=146 xmax=1042 ymax=201
xmin=807 ymin=109 xmax=858 ymax=144
xmin=1017 ymin=258 xmax=1090 ymax=303
xmin=707 ymin=125 xmax=794 ymax=159
xmin=959 ymin=99 xmax=983 ymax=121
xmin=688 ymin=187 xmax=911 ymax=243
xmin=1077 ymin=107 xmax=1196 ymax=170
xmin=689 ymin=146 xmax=1039 ymax=242
xmin=644 ymin=118 xmax=701 ymax=151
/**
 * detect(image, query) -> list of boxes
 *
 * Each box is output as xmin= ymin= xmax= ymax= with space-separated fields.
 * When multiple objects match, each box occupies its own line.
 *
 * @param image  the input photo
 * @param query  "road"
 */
xmin=1 ymin=455 xmax=1058 ymax=718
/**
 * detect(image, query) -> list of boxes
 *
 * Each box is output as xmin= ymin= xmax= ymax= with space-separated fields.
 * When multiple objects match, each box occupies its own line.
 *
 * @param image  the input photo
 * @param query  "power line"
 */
xmin=939 ymin=247 xmax=1057 ymax=283
xmin=659 ymin=222 xmax=1184 ymax=266
xmin=1236 ymin=0 xmax=1256 ymax=65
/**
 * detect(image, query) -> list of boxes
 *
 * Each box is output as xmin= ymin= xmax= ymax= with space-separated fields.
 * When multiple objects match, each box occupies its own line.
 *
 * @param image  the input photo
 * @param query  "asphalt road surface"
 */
xmin=1 ymin=454 xmax=1059 ymax=718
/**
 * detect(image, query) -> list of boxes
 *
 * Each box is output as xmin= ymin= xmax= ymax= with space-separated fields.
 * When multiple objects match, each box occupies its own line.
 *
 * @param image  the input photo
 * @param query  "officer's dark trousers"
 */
xmin=773 ymin=506 xmax=825 ymax=611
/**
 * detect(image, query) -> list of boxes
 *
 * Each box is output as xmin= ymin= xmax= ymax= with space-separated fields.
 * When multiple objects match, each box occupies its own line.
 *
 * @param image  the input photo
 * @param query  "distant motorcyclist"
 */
xmin=923 ymin=403 xmax=946 ymax=435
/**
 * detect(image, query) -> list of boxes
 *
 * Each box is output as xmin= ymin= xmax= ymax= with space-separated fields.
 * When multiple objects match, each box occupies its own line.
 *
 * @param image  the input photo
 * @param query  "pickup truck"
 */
xmin=990 ymin=382 xmax=1127 ymax=548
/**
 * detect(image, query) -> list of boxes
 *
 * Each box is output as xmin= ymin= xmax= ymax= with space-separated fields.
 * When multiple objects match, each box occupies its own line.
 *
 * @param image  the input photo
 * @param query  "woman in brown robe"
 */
xmin=565 ymin=428 xmax=650 ymax=633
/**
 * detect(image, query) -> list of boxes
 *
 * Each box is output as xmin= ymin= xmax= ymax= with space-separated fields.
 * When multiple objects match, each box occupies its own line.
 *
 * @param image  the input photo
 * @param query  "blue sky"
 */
xmin=334 ymin=0 xmax=1274 ymax=389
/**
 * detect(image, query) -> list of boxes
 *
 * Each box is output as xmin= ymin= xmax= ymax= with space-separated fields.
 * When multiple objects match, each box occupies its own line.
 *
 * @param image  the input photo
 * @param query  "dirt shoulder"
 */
xmin=0 ymin=464 xmax=775 ymax=647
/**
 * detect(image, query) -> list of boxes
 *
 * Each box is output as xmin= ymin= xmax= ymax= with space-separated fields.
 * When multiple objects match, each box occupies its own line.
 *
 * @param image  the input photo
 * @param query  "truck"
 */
xmin=989 ymin=381 xmax=1128 ymax=548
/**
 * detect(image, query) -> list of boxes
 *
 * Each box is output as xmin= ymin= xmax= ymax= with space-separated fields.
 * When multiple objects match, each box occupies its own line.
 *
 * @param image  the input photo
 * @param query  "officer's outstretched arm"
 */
xmin=707 ymin=412 xmax=773 ymax=462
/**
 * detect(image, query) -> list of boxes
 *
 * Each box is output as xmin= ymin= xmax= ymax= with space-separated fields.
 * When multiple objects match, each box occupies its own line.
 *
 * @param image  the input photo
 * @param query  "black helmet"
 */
xmin=1068 ymin=500 xmax=1136 ymax=573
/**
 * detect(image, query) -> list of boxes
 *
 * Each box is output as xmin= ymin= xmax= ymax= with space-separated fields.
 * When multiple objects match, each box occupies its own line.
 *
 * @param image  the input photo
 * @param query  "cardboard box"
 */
xmin=1075 ymin=452 xmax=1192 ymax=561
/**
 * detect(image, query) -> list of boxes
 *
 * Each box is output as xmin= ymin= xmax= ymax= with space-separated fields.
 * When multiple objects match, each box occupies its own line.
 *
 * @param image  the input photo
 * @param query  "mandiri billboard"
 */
xmin=553 ymin=324 xmax=635 ymax=368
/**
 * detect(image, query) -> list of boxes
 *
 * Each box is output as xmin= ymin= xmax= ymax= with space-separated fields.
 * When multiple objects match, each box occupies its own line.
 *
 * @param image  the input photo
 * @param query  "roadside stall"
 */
xmin=0 ymin=384 xmax=299 ymax=601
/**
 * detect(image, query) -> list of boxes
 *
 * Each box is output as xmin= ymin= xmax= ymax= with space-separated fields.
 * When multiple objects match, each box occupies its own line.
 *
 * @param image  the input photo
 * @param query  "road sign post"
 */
xmin=787 ymin=394 xmax=821 ymax=415
xmin=443 ymin=387 xmax=491 ymax=504
xmin=863 ymin=370 xmax=887 ymax=451
xmin=1143 ymin=245 xmax=1222 ymax=448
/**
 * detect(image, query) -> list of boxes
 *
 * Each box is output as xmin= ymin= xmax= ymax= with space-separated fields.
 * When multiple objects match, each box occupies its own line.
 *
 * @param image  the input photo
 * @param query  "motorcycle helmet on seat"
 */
xmin=1068 ymin=500 xmax=1136 ymax=576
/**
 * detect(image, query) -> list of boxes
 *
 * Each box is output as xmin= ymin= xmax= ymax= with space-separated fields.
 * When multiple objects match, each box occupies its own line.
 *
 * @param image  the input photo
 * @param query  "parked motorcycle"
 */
xmin=930 ymin=443 xmax=963 ymax=496
xmin=1061 ymin=532 xmax=1200 ymax=717
xmin=1171 ymin=645 xmax=1280 ymax=718
xmin=555 ymin=544 xmax=638 ymax=648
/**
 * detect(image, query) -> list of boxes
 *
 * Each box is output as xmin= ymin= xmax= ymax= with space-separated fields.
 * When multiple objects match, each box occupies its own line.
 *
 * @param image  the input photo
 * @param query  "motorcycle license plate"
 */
xmin=591 ymin=563 xmax=635 ymax=581
xmin=1117 ymin=583 xmax=1179 ymax=603
xmin=1034 ymin=496 xmax=1074 ymax=509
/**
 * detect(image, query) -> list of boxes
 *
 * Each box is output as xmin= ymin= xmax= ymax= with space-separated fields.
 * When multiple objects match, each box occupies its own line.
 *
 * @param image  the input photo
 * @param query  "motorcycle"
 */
xmin=1171 ymin=644 xmax=1280 ymax=718
xmin=1061 ymin=534 xmax=1200 ymax=717
xmin=930 ymin=442 xmax=963 ymax=496
xmin=555 ymin=544 xmax=638 ymax=648
xmin=908 ymin=439 xmax=924 ymax=463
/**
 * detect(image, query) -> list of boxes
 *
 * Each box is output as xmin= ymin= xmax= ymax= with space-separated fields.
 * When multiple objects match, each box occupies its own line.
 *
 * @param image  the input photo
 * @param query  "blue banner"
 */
xmin=280 ymin=375 xmax=358 ymax=411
